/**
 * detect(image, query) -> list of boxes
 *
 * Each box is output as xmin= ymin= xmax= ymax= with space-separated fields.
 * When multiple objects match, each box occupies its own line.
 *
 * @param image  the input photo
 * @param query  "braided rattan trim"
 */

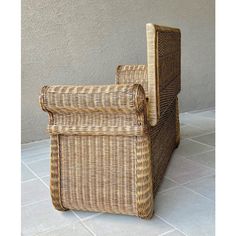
xmin=48 ymin=124 xmax=148 ymax=136
xmin=50 ymin=135 xmax=67 ymax=211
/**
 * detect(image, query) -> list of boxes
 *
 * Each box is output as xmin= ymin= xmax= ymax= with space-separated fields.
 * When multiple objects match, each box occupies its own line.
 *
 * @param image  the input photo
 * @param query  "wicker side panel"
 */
xmin=150 ymin=99 xmax=177 ymax=195
xmin=136 ymin=136 xmax=154 ymax=218
xmin=159 ymin=75 xmax=180 ymax=116
xmin=158 ymin=30 xmax=181 ymax=89
xmin=158 ymin=27 xmax=180 ymax=117
xmin=50 ymin=135 xmax=67 ymax=211
xmin=146 ymin=24 xmax=181 ymax=125
xmin=59 ymin=135 xmax=138 ymax=216
xmin=175 ymin=97 xmax=180 ymax=146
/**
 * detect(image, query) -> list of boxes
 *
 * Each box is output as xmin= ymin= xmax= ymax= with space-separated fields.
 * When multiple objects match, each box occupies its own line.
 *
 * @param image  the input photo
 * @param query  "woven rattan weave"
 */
xmin=40 ymin=24 xmax=181 ymax=219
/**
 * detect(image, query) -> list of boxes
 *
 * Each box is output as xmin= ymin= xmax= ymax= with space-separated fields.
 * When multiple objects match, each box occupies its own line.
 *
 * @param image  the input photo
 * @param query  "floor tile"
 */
xmin=180 ymin=112 xmax=215 ymax=132
xmin=193 ymin=110 xmax=215 ymax=119
xmin=191 ymin=133 xmax=215 ymax=146
xmin=179 ymin=112 xmax=196 ymax=125
xmin=163 ymin=230 xmax=185 ymax=236
xmin=180 ymin=125 xmax=206 ymax=140
xmin=73 ymin=210 xmax=103 ymax=221
xmin=174 ymin=139 xmax=213 ymax=157
xmin=158 ymin=177 xmax=178 ymax=193
xmin=186 ymin=117 xmax=215 ymax=133
xmin=27 ymin=159 xmax=50 ymax=177
xmin=165 ymin=156 xmax=214 ymax=184
xmin=21 ymin=139 xmax=50 ymax=151
xmin=185 ymin=150 xmax=215 ymax=169
xmin=21 ymin=148 xmax=50 ymax=163
xmin=36 ymin=222 xmax=92 ymax=236
xmin=21 ymin=164 xmax=36 ymax=182
xmin=155 ymin=187 xmax=215 ymax=236
xmin=84 ymin=214 xmax=173 ymax=236
xmin=184 ymin=175 xmax=215 ymax=201
xmin=22 ymin=200 xmax=79 ymax=236
xmin=41 ymin=175 xmax=50 ymax=187
xmin=22 ymin=179 xmax=49 ymax=206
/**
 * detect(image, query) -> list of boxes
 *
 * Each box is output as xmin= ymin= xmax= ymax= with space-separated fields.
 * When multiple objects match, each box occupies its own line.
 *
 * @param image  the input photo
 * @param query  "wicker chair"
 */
xmin=40 ymin=23 xmax=181 ymax=219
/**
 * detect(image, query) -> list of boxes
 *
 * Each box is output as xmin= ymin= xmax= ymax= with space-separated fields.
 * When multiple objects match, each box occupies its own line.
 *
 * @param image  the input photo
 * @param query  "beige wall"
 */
xmin=22 ymin=0 xmax=215 ymax=143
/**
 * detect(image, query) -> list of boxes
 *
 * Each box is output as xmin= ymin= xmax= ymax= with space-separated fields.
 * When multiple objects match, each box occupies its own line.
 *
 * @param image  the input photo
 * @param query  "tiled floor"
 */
xmin=21 ymin=108 xmax=215 ymax=236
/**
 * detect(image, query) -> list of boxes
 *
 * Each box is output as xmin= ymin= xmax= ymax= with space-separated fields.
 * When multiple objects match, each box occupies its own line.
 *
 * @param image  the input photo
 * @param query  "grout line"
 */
xmin=182 ymin=185 xmax=215 ymax=202
xmin=40 ymin=174 xmax=50 ymax=178
xmin=172 ymin=147 xmax=215 ymax=170
xmin=176 ymin=146 xmax=215 ymax=160
xmin=22 ymin=199 xmax=49 ymax=208
xmin=21 ymin=178 xmax=38 ymax=184
xmin=196 ymin=115 xmax=216 ymax=121
xmin=180 ymin=154 xmax=215 ymax=171
xmin=185 ymin=107 xmax=215 ymax=114
xmin=22 ymin=157 xmax=50 ymax=164
xmin=162 ymin=175 xmax=215 ymax=202
xmin=159 ymin=229 xmax=176 ymax=236
xmin=71 ymin=211 xmax=97 ymax=236
xmin=21 ymin=139 xmax=50 ymax=148
xmin=80 ymin=221 xmax=97 ymax=236
xmin=176 ymin=151 xmax=215 ymax=170
xmin=165 ymin=172 xmax=214 ymax=186
xmin=182 ymin=173 xmax=215 ymax=184
xmin=188 ymin=136 xmax=215 ymax=148
xmin=179 ymin=120 xmax=214 ymax=131
xmin=21 ymin=148 xmax=50 ymax=155
xmin=181 ymin=130 xmax=214 ymax=141
xmin=21 ymin=161 xmax=49 ymax=190
xmin=158 ymin=185 xmax=179 ymax=194
xmin=193 ymin=115 xmax=215 ymax=121
xmin=80 ymin=213 xmax=104 ymax=222
xmin=186 ymin=112 xmax=215 ymax=120
xmin=155 ymin=214 xmax=188 ymax=236
xmin=186 ymin=137 xmax=214 ymax=148
xmin=21 ymin=149 xmax=50 ymax=155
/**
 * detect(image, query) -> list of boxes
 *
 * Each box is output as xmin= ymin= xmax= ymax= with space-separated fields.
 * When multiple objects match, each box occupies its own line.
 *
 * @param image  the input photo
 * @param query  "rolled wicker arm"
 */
xmin=40 ymin=84 xmax=149 ymax=136
xmin=40 ymin=84 xmax=146 ymax=114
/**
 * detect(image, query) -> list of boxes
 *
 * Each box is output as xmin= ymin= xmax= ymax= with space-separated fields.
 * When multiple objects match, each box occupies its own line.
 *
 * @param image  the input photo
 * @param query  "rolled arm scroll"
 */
xmin=40 ymin=84 xmax=146 ymax=114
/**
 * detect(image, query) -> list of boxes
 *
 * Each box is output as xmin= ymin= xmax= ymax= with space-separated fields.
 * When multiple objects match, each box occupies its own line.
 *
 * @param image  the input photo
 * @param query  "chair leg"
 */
xmin=175 ymin=97 xmax=180 ymax=147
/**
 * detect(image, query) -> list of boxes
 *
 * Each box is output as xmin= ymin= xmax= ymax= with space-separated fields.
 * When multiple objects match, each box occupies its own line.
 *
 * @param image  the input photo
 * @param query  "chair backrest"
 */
xmin=146 ymin=24 xmax=181 ymax=126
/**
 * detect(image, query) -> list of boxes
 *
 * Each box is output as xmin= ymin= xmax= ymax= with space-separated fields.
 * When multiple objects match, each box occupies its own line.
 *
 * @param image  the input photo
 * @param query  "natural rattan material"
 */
xmin=146 ymin=24 xmax=181 ymax=126
xmin=40 ymin=24 xmax=181 ymax=219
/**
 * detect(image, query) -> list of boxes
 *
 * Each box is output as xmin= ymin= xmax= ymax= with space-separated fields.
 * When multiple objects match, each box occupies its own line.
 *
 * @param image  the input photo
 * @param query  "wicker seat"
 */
xmin=40 ymin=23 xmax=181 ymax=219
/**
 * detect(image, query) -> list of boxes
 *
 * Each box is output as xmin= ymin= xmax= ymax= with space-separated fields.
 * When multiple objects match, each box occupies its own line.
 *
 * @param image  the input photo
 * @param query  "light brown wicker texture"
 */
xmin=146 ymin=24 xmax=181 ymax=126
xmin=40 ymin=24 xmax=181 ymax=219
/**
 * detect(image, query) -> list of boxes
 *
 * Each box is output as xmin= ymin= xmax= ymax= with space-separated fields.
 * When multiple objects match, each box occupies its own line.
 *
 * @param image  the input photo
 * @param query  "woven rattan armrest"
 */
xmin=40 ymin=83 xmax=150 ymax=137
xmin=40 ymin=84 xmax=146 ymax=114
